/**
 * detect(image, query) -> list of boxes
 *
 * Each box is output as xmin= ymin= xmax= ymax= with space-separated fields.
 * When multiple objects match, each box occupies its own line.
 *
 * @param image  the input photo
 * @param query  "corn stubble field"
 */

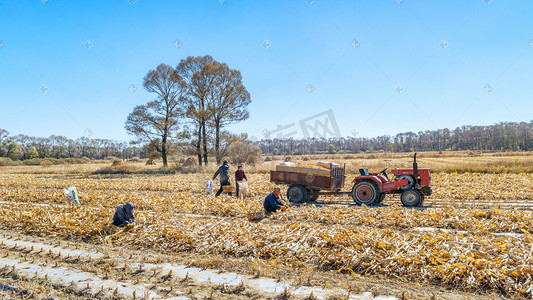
xmin=1 ymin=152 xmax=533 ymax=299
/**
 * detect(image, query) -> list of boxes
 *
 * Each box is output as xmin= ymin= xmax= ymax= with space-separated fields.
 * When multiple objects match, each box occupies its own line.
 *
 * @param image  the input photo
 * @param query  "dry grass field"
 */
xmin=0 ymin=151 xmax=532 ymax=299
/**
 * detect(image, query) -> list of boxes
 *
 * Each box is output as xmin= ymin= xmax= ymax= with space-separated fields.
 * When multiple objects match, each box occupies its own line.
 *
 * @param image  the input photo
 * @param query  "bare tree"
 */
xmin=125 ymin=64 xmax=185 ymax=167
xmin=208 ymin=63 xmax=251 ymax=164
xmin=176 ymin=55 xmax=215 ymax=166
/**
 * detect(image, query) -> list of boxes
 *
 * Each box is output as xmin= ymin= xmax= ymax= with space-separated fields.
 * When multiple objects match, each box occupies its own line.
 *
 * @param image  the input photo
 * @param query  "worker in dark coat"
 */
xmin=113 ymin=202 xmax=136 ymax=227
xmin=213 ymin=160 xmax=232 ymax=197
xmin=264 ymin=187 xmax=286 ymax=213
xmin=234 ymin=165 xmax=248 ymax=198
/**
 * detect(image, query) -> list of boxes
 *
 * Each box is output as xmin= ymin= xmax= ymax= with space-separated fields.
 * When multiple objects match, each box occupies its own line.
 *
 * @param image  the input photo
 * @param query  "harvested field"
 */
xmin=0 ymin=164 xmax=531 ymax=299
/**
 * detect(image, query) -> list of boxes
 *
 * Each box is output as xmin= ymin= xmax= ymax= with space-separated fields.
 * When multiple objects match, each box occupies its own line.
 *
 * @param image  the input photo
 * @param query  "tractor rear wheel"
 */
xmin=352 ymin=180 xmax=380 ymax=206
xmin=287 ymin=184 xmax=307 ymax=203
xmin=401 ymin=189 xmax=423 ymax=207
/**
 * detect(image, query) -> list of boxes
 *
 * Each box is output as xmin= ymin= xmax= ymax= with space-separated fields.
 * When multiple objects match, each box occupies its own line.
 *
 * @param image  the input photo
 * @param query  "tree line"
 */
xmin=1 ymin=121 xmax=531 ymax=164
xmin=255 ymin=121 xmax=533 ymax=155
xmin=0 ymin=129 xmax=143 ymax=162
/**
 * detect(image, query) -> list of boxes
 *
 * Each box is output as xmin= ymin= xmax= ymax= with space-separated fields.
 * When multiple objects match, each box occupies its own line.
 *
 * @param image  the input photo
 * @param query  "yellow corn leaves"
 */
xmin=1 ymin=172 xmax=533 ymax=297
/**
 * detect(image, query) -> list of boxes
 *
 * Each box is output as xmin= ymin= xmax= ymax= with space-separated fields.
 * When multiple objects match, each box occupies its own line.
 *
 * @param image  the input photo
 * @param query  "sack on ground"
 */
xmin=63 ymin=186 xmax=79 ymax=205
xmin=206 ymin=180 xmax=214 ymax=194
xmin=237 ymin=180 xmax=249 ymax=196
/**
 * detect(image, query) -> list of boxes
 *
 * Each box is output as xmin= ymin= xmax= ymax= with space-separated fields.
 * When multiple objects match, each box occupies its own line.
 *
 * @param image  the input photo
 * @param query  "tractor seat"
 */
xmin=359 ymin=168 xmax=369 ymax=176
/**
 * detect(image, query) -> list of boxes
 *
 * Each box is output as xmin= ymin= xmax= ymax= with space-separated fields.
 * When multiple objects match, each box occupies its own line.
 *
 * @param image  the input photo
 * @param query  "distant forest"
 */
xmin=0 ymin=121 xmax=532 ymax=163
xmin=0 ymin=129 xmax=144 ymax=162
xmin=255 ymin=122 xmax=533 ymax=155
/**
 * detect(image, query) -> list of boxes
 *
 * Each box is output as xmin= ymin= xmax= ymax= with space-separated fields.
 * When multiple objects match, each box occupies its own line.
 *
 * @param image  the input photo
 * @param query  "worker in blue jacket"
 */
xmin=113 ymin=202 xmax=136 ymax=227
xmin=213 ymin=160 xmax=232 ymax=197
xmin=263 ymin=187 xmax=286 ymax=213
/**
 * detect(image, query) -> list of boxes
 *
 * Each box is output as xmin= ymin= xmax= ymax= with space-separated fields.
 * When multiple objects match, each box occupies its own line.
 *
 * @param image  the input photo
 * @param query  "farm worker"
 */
xmin=112 ymin=202 xmax=136 ymax=227
xmin=263 ymin=187 xmax=286 ymax=213
xmin=213 ymin=160 xmax=232 ymax=197
xmin=234 ymin=165 xmax=248 ymax=198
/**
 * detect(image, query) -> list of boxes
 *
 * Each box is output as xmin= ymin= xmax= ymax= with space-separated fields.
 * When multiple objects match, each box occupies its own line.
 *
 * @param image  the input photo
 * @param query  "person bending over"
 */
xmin=263 ymin=187 xmax=286 ymax=213
xmin=113 ymin=202 xmax=136 ymax=227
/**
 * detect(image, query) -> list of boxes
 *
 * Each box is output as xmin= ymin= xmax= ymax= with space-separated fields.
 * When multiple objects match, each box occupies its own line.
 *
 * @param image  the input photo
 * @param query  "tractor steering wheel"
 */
xmin=379 ymin=167 xmax=388 ymax=174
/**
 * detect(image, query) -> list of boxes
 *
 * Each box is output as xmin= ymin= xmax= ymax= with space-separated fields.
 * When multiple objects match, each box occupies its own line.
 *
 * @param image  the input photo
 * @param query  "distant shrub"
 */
xmin=284 ymin=156 xmax=292 ymax=162
xmin=302 ymin=157 xmax=309 ymax=161
xmin=40 ymin=159 xmax=54 ymax=167
xmin=112 ymin=159 xmax=124 ymax=167
xmin=148 ymin=152 xmax=161 ymax=160
xmin=0 ymin=158 xmax=20 ymax=166
xmin=182 ymin=157 xmax=196 ymax=167
xmin=63 ymin=158 xmax=79 ymax=164
xmin=175 ymin=165 xmax=203 ymax=174
xmin=22 ymin=158 xmax=44 ymax=166
xmin=227 ymin=142 xmax=263 ymax=166
xmin=93 ymin=165 xmax=138 ymax=174
xmin=468 ymin=150 xmax=482 ymax=156
xmin=18 ymin=157 xmax=91 ymax=166
xmin=264 ymin=156 xmax=272 ymax=162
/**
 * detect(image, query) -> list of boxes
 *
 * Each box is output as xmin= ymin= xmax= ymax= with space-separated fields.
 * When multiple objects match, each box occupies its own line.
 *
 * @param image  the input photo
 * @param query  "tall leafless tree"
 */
xmin=207 ymin=63 xmax=251 ymax=164
xmin=125 ymin=64 xmax=185 ymax=166
xmin=176 ymin=55 xmax=216 ymax=166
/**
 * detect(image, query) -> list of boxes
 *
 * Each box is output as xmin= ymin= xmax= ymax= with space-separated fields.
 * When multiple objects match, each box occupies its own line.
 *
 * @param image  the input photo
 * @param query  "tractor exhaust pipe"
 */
xmin=413 ymin=153 xmax=418 ymax=180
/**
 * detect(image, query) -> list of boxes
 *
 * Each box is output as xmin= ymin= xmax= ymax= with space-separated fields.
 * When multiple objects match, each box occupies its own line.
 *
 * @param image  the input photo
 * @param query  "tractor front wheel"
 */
xmin=287 ymin=184 xmax=307 ymax=203
xmin=352 ymin=180 xmax=380 ymax=206
xmin=401 ymin=189 xmax=423 ymax=207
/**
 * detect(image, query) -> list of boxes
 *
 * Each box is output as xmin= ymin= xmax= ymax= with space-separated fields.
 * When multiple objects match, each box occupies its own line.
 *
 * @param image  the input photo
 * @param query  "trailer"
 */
xmin=270 ymin=164 xmax=347 ymax=203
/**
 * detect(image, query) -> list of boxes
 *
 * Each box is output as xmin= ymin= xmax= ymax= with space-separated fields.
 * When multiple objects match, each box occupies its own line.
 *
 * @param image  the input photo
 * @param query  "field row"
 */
xmin=2 ymin=172 xmax=533 ymax=200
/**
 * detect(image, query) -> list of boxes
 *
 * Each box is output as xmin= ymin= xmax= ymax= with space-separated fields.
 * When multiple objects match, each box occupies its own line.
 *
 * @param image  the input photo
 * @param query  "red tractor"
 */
xmin=351 ymin=153 xmax=432 ymax=207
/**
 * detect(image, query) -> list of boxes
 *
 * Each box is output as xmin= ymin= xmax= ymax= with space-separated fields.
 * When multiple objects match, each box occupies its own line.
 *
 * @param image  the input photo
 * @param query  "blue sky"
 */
xmin=0 ymin=0 xmax=532 ymax=141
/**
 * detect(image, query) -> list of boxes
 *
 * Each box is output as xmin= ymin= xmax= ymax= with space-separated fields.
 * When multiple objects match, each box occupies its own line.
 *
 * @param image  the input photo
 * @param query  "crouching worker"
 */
xmin=263 ymin=187 xmax=286 ymax=213
xmin=113 ymin=202 xmax=136 ymax=227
